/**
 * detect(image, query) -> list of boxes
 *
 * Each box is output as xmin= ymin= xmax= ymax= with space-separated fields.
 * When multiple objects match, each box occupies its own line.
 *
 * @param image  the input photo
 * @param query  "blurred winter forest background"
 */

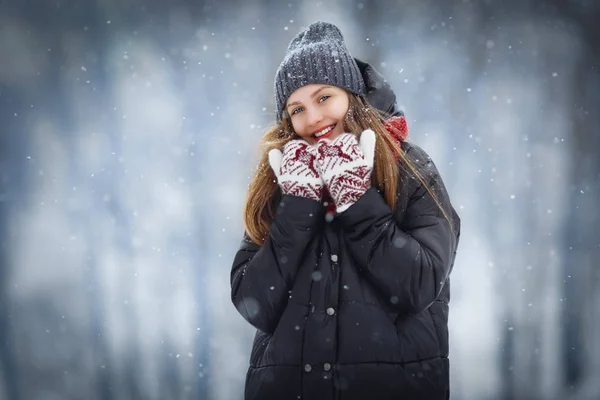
xmin=1 ymin=0 xmax=599 ymax=399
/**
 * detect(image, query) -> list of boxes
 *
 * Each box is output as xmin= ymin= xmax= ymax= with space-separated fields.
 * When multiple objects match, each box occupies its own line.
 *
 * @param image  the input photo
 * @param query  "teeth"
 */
xmin=314 ymin=125 xmax=334 ymax=138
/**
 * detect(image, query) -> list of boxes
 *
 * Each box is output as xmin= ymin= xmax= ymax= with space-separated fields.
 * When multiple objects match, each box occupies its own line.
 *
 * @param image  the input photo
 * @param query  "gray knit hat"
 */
xmin=274 ymin=21 xmax=366 ymax=121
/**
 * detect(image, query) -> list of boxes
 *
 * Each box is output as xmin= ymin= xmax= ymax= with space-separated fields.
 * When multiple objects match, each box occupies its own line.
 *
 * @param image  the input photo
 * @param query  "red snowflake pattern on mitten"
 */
xmin=268 ymin=140 xmax=324 ymax=201
xmin=314 ymin=130 xmax=376 ymax=213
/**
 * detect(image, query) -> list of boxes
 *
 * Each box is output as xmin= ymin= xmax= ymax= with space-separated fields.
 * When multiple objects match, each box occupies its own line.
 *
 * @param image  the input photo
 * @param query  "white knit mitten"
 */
xmin=268 ymin=140 xmax=324 ymax=201
xmin=314 ymin=130 xmax=376 ymax=212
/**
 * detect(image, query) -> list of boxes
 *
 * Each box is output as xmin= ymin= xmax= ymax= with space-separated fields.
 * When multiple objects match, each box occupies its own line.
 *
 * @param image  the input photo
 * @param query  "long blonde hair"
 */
xmin=243 ymin=93 xmax=453 ymax=245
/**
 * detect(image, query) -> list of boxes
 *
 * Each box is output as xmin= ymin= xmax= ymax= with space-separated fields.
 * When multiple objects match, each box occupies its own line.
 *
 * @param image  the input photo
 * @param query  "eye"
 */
xmin=319 ymin=95 xmax=330 ymax=103
xmin=291 ymin=106 xmax=304 ymax=115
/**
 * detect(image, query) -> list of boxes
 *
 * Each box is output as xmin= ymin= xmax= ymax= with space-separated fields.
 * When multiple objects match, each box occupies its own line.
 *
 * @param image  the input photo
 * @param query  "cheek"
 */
xmin=290 ymin=119 xmax=300 ymax=133
xmin=291 ymin=121 xmax=315 ymax=143
xmin=331 ymin=101 xmax=349 ymax=119
xmin=290 ymin=118 xmax=307 ymax=137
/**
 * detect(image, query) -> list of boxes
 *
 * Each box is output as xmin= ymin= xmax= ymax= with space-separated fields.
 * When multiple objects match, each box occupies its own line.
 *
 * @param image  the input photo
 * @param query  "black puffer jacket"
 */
xmin=231 ymin=140 xmax=461 ymax=400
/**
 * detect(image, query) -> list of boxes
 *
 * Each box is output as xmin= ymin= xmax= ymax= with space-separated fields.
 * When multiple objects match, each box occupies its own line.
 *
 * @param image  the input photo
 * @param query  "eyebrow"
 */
xmin=286 ymin=85 xmax=332 ymax=109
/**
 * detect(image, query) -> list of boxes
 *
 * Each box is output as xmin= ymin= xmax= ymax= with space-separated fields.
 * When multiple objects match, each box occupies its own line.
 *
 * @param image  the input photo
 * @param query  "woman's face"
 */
xmin=285 ymin=84 xmax=349 ymax=145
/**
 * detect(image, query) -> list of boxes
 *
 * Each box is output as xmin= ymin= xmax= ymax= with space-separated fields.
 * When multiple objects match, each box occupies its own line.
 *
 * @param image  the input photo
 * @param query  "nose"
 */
xmin=305 ymin=106 xmax=324 ymax=129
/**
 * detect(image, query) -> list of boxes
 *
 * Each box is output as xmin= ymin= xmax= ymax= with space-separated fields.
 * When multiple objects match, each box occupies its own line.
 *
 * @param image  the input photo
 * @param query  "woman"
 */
xmin=230 ymin=21 xmax=460 ymax=400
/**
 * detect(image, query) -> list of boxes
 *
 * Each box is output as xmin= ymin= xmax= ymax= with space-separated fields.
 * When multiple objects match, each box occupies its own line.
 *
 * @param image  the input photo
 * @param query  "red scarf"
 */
xmin=383 ymin=115 xmax=409 ymax=144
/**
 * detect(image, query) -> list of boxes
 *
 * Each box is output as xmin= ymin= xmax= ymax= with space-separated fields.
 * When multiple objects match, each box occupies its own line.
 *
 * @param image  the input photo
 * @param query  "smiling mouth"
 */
xmin=312 ymin=124 xmax=336 ymax=139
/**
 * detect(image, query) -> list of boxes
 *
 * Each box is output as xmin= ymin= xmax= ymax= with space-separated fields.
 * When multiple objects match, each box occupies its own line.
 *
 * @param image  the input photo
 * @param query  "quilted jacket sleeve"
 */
xmin=337 ymin=143 xmax=461 ymax=314
xmin=230 ymin=195 xmax=323 ymax=334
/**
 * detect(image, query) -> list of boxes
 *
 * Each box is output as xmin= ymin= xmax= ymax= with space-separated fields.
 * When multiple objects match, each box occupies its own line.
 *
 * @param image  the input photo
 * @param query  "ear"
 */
xmin=359 ymin=129 xmax=376 ymax=169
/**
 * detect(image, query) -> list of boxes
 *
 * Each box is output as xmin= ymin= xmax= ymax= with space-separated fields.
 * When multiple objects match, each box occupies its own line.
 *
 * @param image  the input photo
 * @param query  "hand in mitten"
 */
xmin=268 ymin=140 xmax=324 ymax=201
xmin=314 ymin=130 xmax=376 ymax=213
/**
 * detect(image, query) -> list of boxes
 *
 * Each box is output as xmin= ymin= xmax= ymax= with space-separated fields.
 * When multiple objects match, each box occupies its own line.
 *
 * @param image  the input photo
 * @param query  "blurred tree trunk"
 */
xmin=75 ymin=5 xmax=118 ymax=399
xmin=471 ymin=3 xmax=520 ymax=399
xmin=357 ymin=1 xmax=381 ymax=65
xmin=50 ymin=1 xmax=120 ymax=397
xmin=531 ymin=1 xmax=600 ymax=398
xmin=0 ymin=0 xmax=117 ymax=398
xmin=558 ymin=3 xmax=600 ymax=398
xmin=0 ymin=89 xmax=25 ymax=400
xmin=0 ymin=0 xmax=50 ymax=397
